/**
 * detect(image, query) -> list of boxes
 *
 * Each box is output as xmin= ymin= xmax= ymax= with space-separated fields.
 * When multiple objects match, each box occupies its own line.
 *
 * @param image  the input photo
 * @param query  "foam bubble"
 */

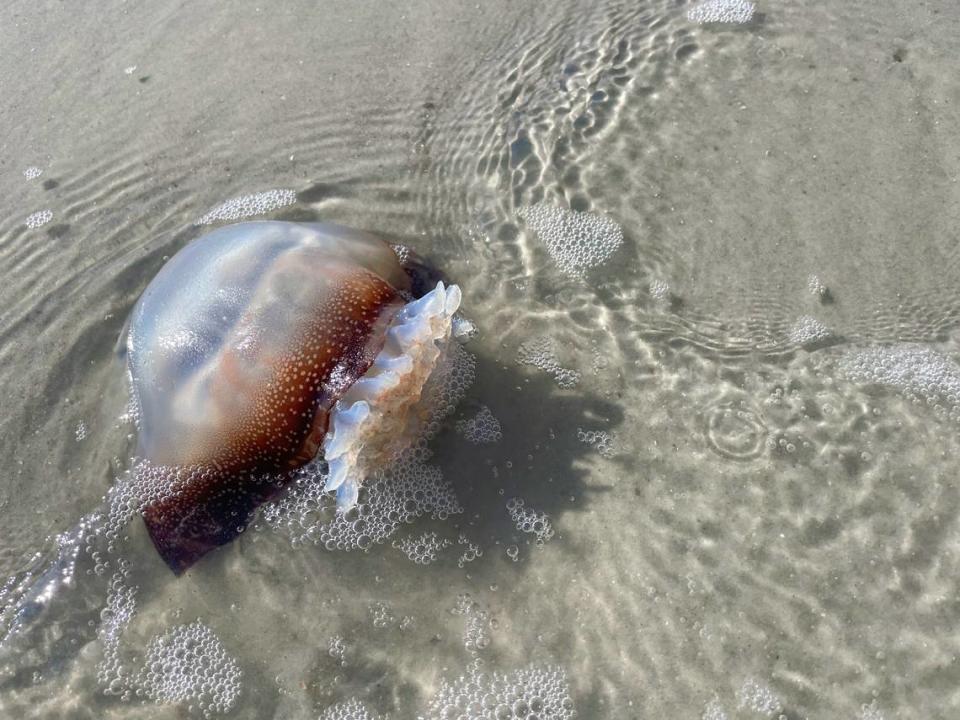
xmin=649 ymin=278 xmax=671 ymax=301
xmin=419 ymin=338 xmax=478 ymax=425
xmin=517 ymin=336 xmax=580 ymax=388
xmin=398 ymin=615 xmax=416 ymax=630
xmin=787 ymin=315 xmax=832 ymax=346
xmin=328 ymin=635 xmax=347 ymax=666
xmin=457 ymin=405 xmax=503 ymax=444
xmin=25 ymin=209 xmax=53 ymax=228
xmin=577 ymin=428 xmax=617 ymax=458
xmin=392 ymin=531 xmax=452 ymax=565
xmin=101 ymin=460 xmax=198 ymax=549
xmin=22 ymin=166 xmax=43 ymax=180
xmin=702 ymin=699 xmax=728 ymax=720
xmin=452 ymin=314 xmax=479 ymax=340
xmin=138 ymin=621 xmax=242 ymax=716
xmin=839 ymin=344 xmax=960 ymax=420
xmin=369 ymin=601 xmax=395 ymax=629
xmin=807 ymin=273 xmax=830 ymax=300
xmin=423 ymin=661 xmax=575 ymax=720
xmin=687 ymin=0 xmax=755 ymax=24
xmin=736 ymin=677 xmax=781 ymax=716
xmin=452 ymin=593 xmax=493 ymax=653
xmin=320 ymin=698 xmax=382 ymax=720
xmin=264 ymin=451 xmax=462 ymax=552
xmin=518 ymin=205 xmax=623 ymax=276
xmin=96 ymin=567 xmax=137 ymax=698
xmin=859 ymin=700 xmax=885 ymax=720
xmin=95 ymin=569 xmax=242 ymax=716
xmin=457 ymin=533 xmax=483 ymax=568
xmin=506 ymin=498 xmax=555 ymax=546
xmin=196 ymin=189 xmax=297 ymax=225
xmin=589 ymin=342 xmax=609 ymax=375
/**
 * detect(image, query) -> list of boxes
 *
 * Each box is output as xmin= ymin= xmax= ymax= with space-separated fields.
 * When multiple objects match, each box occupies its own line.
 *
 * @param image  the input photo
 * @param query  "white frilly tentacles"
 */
xmin=321 ymin=281 xmax=461 ymax=510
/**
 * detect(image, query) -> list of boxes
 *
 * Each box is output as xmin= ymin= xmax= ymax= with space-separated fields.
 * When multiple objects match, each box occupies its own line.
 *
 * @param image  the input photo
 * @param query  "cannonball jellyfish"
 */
xmin=120 ymin=221 xmax=461 ymax=573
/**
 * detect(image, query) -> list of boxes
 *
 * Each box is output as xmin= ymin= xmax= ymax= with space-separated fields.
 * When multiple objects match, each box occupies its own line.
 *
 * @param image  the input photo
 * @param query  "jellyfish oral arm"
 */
xmin=321 ymin=281 xmax=461 ymax=509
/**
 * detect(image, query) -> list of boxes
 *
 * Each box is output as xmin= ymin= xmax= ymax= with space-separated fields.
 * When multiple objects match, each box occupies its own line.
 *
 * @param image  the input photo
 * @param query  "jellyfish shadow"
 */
xmin=235 ymin=346 xmax=629 ymax=717
xmin=433 ymin=348 xmax=626 ymax=562
xmin=180 ymin=338 xmax=625 ymax=715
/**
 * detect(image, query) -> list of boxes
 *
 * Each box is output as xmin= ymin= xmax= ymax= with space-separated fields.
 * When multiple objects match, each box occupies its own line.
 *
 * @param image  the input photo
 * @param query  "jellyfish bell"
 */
xmin=120 ymin=221 xmax=460 ymax=574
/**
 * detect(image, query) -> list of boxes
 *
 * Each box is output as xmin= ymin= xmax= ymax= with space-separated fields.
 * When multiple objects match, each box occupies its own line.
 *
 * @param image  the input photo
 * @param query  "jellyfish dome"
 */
xmin=121 ymin=221 xmax=460 ymax=573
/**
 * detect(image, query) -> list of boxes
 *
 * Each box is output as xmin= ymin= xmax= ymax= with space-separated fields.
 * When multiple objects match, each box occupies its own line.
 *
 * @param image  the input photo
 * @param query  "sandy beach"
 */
xmin=3 ymin=0 xmax=960 ymax=717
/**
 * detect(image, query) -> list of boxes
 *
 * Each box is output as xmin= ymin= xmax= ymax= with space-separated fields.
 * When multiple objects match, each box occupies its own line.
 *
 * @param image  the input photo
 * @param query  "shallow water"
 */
xmin=3 ymin=0 xmax=960 ymax=717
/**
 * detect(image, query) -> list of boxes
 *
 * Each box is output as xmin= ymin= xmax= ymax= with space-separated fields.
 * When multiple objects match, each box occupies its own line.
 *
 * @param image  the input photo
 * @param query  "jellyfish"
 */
xmin=120 ymin=221 xmax=461 ymax=574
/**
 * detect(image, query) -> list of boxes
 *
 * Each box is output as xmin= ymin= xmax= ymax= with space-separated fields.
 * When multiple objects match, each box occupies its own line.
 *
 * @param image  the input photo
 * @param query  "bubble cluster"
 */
xmin=262 ymin=343 xmax=476 ymax=549
xmin=506 ymin=498 xmax=555 ymax=546
xmin=687 ymin=0 xmax=755 ymax=24
xmin=452 ymin=314 xmax=479 ymax=340
xmin=264 ymin=451 xmax=462 ymax=551
xmin=517 ymin=337 xmax=580 ymax=388
xmin=75 ymin=421 xmax=87 ymax=442
xmin=457 ymin=406 xmax=503 ymax=444
xmin=320 ymin=698 xmax=382 ymax=720
xmin=92 ymin=534 xmax=241 ymax=716
xmin=576 ymin=428 xmax=616 ymax=458
xmin=736 ymin=677 xmax=781 ymax=716
xmin=701 ymin=698 xmax=728 ymax=720
xmin=423 ymin=661 xmax=575 ymax=720
xmin=787 ymin=315 xmax=832 ymax=346
xmin=393 ymin=531 xmax=452 ymax=564
xmin=589 ymin=342 xmax=608 ymax=375
xmin=94 ymin=568 xmax=136 ymax=699
xmin=807 ymin=274 xmax=830 ymax=301
xmin=457 ymin=533 xmax=483 ymax=568
xmin=25 ymin=209 xmax=53 ymax=228
xmin=452 ymin=593 xmax=493 ymax=653
xmin=22 ymin=166 xmax=43 ymax=180
xmin=859 ymin=701 xmax=885 ymax=720
xmin=399 ymin=615 xmax=416 ymax=630
xmin=418 ymin=340 xmax=478 ymax=431
xmin=517 ymin=205 xmax=623 ymax=276
xmin=328 ymin=635 xmax=347 ymax=666
xmin=195 ymin=189 xmax=297 ymax=225
xmin=369 ymin=601 xmax=395 ymax=629
xmin=839 ymin=344 xmax=960 ymax=421
xmin=137 ymin=621 xmax=243 ymax=717
xmin=101 ymin=461 xmax=198 ymax=548
xmin=649 ymin=278 xmax=671 ymax=302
